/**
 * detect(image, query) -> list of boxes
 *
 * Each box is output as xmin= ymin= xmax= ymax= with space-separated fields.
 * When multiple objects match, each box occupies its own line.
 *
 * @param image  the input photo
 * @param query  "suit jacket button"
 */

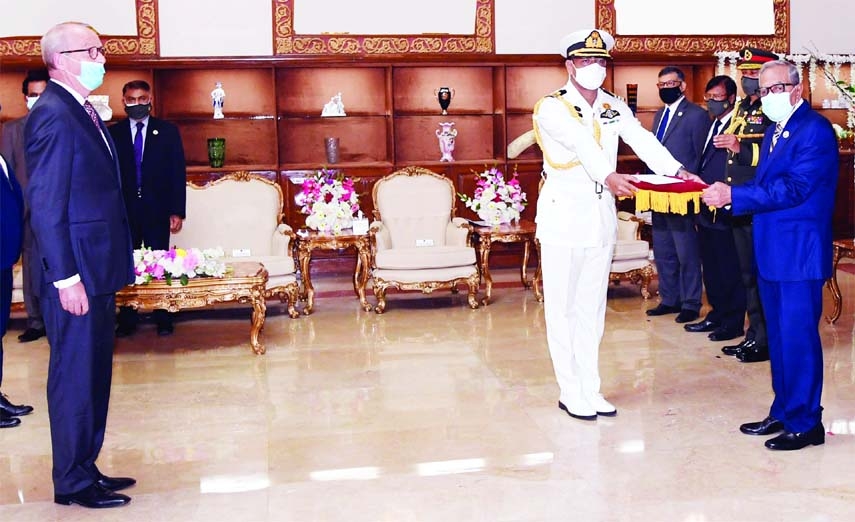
xmin=726 ymin=177 xmax=732 ymax=182
xmin=728 ymin=160 xmax=733 ymax=164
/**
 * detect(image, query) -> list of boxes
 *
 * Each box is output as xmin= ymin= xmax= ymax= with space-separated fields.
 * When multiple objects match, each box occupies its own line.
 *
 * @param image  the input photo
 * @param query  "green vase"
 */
xmin=207 ymin=138 xmax=226 ymax=168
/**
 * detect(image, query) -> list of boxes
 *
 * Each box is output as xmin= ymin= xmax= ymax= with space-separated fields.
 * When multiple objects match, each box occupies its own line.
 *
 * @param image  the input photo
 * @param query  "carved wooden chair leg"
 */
xmin=373 ymin=285 xmax=388 ymax=314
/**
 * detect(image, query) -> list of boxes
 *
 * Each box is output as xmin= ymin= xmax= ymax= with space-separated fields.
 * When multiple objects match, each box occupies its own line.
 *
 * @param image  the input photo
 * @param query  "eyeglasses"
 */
xmin=59 ymin=46 xmax=106 ymax=60
xmin=572 ymin=57 xmax=608 ymax=67
xmin=656 ymin=80 xmax=682 ymax=88
xmin=703 ymin=94 xmax=729 ymax=101
xmin=758 ymin=82 xmax=795 ymax=97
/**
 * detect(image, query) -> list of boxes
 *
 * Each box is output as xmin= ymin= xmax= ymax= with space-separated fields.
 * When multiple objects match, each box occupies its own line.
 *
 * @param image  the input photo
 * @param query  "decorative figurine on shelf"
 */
xmin=211 ymin=81 xmax=225 ymax=119
xmin=436 ymin=121 xmax=457 ymax=162
xmin=435 ymin=86 xmax=454 ymax=115
xmin=321 ymin=92 xmax=346 ymax=117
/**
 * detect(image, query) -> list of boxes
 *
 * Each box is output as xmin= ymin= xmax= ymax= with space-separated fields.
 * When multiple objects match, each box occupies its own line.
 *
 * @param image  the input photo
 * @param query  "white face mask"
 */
xmin=760 ymin=91 xmax=794 ymax=122
xmin=26 ymin=96 xmax=39 ymax=111
xmin=573 ymin=63 xmax=607 ymax=91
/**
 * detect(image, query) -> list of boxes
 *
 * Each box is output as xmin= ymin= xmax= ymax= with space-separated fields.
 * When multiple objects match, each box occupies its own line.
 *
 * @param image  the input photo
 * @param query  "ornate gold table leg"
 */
xmin=521 ymin=239 xmax=531 ymax=288
xmin=826 ymin=245 xmax=844 ymax=324
xmin=533 ymin=238 xmax=543 ymax=302
xmin=298 ymin=243 xmax=315 ymax=315
xmin=354 ymin=239 xmax=373 ymax=312
xmin=250 ymin=284 xmax=267 ymax=355
xmin=480 ymin=237 xmax=493 ymax=305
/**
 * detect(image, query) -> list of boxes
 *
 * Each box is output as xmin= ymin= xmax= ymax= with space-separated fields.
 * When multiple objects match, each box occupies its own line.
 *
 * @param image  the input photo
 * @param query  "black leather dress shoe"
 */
xmin=646 ymin=303 xmax=681 ymax=316
xmin=0 ymin=412 xmax=21 ymax=429
xmin=740 ymin=416 xmax=784 ymax=436
xmin=765 ymin=423 xmax=825 ymax=451
xmin=684 ymin=319 xmax=719 ymax=333
xmin=708 ymin=328 xmax=744 ymax=342
xmin=115 ymin=324 xmax=136 ymax=338
xmin=558 ymin=401 xmax=597 ymax=421
xmin=737 ymin=345 xmax=770 ymax=363
xmin=54 ymin=483 xmax=130 ymax=508
xmin=17 ymin=327 xmax=46 ymax=343
xmin=156 ymin=323 xmax=174 ymax=336
xmin=97 ymin=474 xmax=137 ymax=492
xmin=675 ymin=310 xmax=699 ymax=323
xmin=0 ymin=393 xmax=34 ymax=417
xmin=722 ymin=338 xmax=754 ymax=356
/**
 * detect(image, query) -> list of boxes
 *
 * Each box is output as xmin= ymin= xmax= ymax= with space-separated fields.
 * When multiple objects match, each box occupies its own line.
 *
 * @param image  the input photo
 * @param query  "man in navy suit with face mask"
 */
xmin=703 ymin=60 xmax=839 ymax=451
xmin=26 ymin=21 xmax=136 ymax=507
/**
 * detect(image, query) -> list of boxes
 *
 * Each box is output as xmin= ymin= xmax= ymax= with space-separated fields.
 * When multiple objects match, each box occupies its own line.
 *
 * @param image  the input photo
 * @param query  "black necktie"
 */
xmin=704 ymin=119 xmax=722 ymax=155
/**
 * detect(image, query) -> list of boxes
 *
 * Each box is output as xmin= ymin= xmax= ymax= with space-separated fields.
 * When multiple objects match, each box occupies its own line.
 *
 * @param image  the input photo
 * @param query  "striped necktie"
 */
xmin=656 ymin=107 xmax=671 ymax=142
xmin=770 ymin=123 xmax=783 ymax=152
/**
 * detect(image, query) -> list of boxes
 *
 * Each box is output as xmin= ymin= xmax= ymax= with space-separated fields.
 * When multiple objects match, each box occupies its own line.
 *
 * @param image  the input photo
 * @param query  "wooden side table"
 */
xmin=115 ymin=262 xmax=269 ymax=354
xmin=470 ymin=219 xmax=542 ymax=305
xmin=295 ymin=229 xmax=372 ymax=314
xmin=826 ymin=239 xmax=855 ymax=324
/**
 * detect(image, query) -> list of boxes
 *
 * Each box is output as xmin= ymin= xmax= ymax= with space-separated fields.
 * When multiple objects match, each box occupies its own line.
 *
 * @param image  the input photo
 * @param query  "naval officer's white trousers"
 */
xmin=540 ymin=242 xmax=612 ymax=403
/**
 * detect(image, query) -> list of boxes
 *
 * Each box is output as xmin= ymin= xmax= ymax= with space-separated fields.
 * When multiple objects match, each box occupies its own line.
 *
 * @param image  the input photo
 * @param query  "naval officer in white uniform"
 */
xmin=533 ymin=28 xmax=693 ymax=420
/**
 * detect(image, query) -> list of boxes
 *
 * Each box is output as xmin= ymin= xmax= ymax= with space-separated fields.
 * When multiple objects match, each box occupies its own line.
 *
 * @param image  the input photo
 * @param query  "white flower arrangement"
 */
xmin=133 ymin=246 xmax=227 ymax=286
xmin=296 ymin=169 xmax=360 ymax=234
xmin=458 ymin=166 xmax=527 ymax=226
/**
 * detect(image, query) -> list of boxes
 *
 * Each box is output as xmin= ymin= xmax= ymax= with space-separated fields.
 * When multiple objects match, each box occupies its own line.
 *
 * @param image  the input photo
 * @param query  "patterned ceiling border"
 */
xmin=273 ymin=0 xmax=494 ymax=55
xmin=596 ymin=0 xmax=790 ymax=55
xmin=0 ymin=0 xmax=158 ymax=58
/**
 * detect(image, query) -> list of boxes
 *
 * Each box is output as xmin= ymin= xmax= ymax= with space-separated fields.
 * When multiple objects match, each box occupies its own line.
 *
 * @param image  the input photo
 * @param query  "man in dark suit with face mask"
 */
xmin=713 ymin=47 xmax=777 ymax=363
xmin=109 ymin=80 xmax=186 ymax=337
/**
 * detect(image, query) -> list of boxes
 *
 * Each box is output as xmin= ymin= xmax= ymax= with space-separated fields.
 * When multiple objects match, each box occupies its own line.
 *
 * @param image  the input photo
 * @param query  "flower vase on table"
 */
xmin=297 ymin=168 xmax=360 ymax=234
xmin=459 ymin=166 xmax=527 ymax=227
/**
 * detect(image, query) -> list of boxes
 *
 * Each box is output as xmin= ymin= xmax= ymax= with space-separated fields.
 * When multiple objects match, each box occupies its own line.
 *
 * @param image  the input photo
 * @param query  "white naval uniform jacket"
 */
xmin=533 ymin=81 xmax=682 ymax=247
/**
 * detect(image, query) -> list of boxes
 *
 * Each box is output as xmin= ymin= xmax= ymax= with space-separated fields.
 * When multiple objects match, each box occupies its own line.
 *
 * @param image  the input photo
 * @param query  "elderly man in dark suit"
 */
xmin=25 ymin=21 xmax=136 ymax=507
xmin=703 ymin=59 xmax=839 ymax=451
xmin=109 ymin=79 xmax=186 ymax=337
xmin=1 ymin=152 xmax=34 ymax=429
xmin=0 ymin=68 xmax=50 ymax=344
xmin=645 ymin=66 xmax=710 ymax=326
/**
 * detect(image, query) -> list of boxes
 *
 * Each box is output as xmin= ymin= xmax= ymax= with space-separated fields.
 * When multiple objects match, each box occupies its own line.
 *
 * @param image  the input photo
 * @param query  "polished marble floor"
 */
xmin=2 ymin=265 xmax=855 ymax=521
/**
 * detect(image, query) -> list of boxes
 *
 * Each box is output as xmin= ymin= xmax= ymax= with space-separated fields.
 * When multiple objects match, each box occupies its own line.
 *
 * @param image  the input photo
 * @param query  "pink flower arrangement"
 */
xmin=133 ymin=246 xmax=227 ymax=286
xmin=295 ymin=169 xmax=360 ymax=233
xmin=459 ymin=166 xmax=527 ymax=225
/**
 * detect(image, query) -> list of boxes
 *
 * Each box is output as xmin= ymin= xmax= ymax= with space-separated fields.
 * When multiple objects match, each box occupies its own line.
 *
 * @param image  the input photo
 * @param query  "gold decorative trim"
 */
xmin=596 ymin=0 xmax=789 ymax=55
xmin=609 ymin=264 xmax=654 ymax=299
xmin=0 ymin=0 xmax=159 ymax=57
xmin=372 ymin=273 xmax=480 ymax=314
xmin=273 ymin=0 xmax=494 ymax=55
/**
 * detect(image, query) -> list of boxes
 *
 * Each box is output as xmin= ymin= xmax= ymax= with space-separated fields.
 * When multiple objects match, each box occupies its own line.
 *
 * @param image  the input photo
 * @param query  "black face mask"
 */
xmin=741 ymin=77 xmax=759 ymax=97
xmin=124 ymin=103 xmax=151 ymax=120
xmin=707 ymin=99 xmax=732 ymax=118
xmin=658 ymin=86 xmax=682 ymax=105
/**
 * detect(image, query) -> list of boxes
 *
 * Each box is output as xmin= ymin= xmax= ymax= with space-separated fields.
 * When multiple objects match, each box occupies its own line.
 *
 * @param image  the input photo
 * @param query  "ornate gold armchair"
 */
xmin=368 ymin=166 xmax=480 ymax=313
xmin=170 ymin=171 xmax=301 ymax=317
xmin=610 ymin=211 xmax=654 ymax=298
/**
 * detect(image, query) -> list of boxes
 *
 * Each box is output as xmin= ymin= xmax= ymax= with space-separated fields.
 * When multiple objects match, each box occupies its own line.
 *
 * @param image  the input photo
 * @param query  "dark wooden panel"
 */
xmin=833 ymin=150 xmax=854 ymax=240
xmin=156 ymin=68 xmax=275 ymax=117
xmin=279 ymin=116 xmax=388 ymax=165
xmin=176 ymin=119 xmax=277 ymax=167
xmin=393 ymin=66 xmax=494 ymax=114
xmin=276 ymin=67 xmax=387 ymax=116
xmin=395 ymin=115 xmax=493 ymax=162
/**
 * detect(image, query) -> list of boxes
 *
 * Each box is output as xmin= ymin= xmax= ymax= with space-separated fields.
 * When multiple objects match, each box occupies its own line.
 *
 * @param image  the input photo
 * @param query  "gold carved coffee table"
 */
xmin=115 ymin=262 xmax=269 ymax=354
xmin=471 ymin=219 xmax=542 ymax=305
xmin=826 ymin=239 xmax=855 ymax=324
xmin=295 ymin=229 xmax=372 ymax=314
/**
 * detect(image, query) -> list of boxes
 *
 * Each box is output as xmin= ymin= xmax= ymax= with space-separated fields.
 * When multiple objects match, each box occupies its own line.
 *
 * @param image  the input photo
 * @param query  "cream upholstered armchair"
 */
xmin=368 ymin=166 xmax=480 ymax=313
xmin=170 ymin=172 xmax=301 ymax=317
xmin=610 ymin=211 xmax=654 ymax=298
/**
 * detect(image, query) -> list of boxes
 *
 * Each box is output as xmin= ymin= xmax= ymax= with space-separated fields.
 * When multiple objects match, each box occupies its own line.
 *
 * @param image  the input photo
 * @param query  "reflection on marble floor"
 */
xmin=2 ymin=265 xmax=855 ymax=521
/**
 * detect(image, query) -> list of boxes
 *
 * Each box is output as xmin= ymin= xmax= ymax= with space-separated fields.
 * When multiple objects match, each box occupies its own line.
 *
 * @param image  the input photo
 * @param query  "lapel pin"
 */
xmin=152 ymin=129 xmax=159 ymax=135
xmin=677 ymin=112 xmax=683 ymax=117
xmin=782 ymin=130 xmax=789 ymax=139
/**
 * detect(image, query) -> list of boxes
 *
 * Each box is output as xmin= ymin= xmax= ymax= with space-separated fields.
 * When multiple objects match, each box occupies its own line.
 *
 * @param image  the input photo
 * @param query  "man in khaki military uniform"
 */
xmin=533 ymin=29 xmax=693 ymax=420
xmin=713 ymin=47 xmax=776 ymax=363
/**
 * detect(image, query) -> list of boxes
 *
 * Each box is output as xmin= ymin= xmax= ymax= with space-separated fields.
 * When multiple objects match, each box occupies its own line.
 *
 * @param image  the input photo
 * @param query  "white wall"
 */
xmin=1 ymin=0 xmax=851 ymax=56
